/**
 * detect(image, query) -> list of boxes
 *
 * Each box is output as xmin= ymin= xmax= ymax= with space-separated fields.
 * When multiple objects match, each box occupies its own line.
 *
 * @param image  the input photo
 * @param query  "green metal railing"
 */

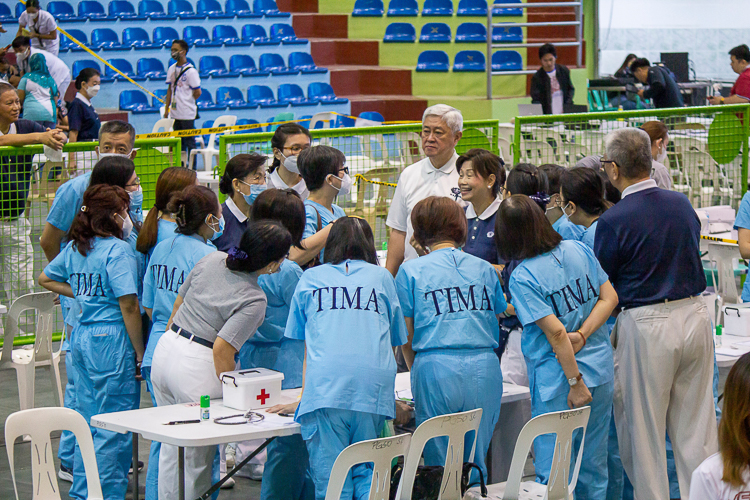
xmin=511 ymin=104 xmax=750 ymax=208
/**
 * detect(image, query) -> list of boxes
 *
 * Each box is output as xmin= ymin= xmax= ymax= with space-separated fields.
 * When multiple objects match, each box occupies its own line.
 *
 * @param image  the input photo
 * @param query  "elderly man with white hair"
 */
xmin=385 ymin=104 xmax=463 ymax=276
xmin=595 ymin=128 xmax=717 ymax=500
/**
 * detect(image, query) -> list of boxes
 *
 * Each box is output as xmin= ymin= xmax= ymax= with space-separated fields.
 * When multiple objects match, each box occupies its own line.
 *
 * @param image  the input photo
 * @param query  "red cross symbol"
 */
xmin=257 ymin=389 xmax=270 ymax=405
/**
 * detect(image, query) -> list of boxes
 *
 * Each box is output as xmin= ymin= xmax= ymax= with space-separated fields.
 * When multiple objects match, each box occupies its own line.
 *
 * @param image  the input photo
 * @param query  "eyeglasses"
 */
xmin=600 ymin=159 xmax=616 ymax=171
xmin=240 ymin=173 xmax=265 ymax=185
xmin=283 ymin=144 xmax=310 ymax=154
xmin=126 ymin=177 xmax=141 ymax=187
xmin=339 ymin=166 xmax=350 ymax=175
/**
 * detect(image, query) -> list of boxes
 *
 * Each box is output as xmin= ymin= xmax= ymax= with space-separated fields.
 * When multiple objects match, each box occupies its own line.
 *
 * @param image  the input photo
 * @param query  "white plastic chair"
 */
xmin=325 ymin=433 xmax=411 ymax=500
xmin=396 ymin=409 xmax=483 ymax=500
xmin=188 ymin=114 xmax=237 ymax=171
xmin=5 ymin=407 xmax=104 ymax=500
xmin=0 ymin=292 xmax=62 ymax=409
xmin=465 ymin=406 xmax=591 ymax=500
xmin=310 ymin=112 xmax=335 ymax=130
xmin=152 ymin=117 xmax=175 ymax=134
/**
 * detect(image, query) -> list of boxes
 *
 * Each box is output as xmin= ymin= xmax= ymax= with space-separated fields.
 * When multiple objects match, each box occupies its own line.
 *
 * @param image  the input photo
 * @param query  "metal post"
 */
xmin=132 ymin=434 xmax=139 ymax=500
xmin=487 ymin=5 xmax=492 ymax=100
xmin=576 ymin=2 xmax=583 ymax=67
xmin=178 ymin=447 xmax=185 ymax=500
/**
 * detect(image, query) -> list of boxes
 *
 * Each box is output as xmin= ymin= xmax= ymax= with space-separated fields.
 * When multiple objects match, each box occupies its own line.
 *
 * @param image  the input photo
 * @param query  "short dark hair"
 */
xmin=298 ymin=145 xmax=345 ymax=191
xmin=539 ymin=43 xmax=556 ymax=59
xmin=506 ymin=163 xmax=550 ymax=210
xmin=75 ymin=67 xmax=100 ymax=90
xmin=226 ymin=221 xmax=292 ymax=273
xmin=251 ymin=188 xmax=306 ymax=249
xmin=324 ymin=217 xmax=378 ymax=265
xmin=99 ymin=120 xmax=136 ymax=148
xmin=456 ymin=148 xmax=506 ymax=197
xmin=166 ymin=185 xmax=220 ymax=237
xmin=172 ymin=39 xmax=189 ymax=53
xmin=26 ymin=0 xmax=41 ymax=9
xmin=90 ymin=156 xmax=135 ymax=189
xmin=219 ymin=153 xmax=267 ymax=196
xmin=0 ymin=82 xmax=15 ymax=99
xmin=630 ymin=58 xmax=651 ymax=72
xmin=270 ymin=123 xmax=311 ymax=172
xmin=560 ymin=167 xmax=609 ymax=216
xmin=495 ymin=195 xmax=561 ymax=261
xmin=538 ymin=164 xmax=566 ymax=195
xmin=729 ymin=45 xmax=750 ymax=64
xmin=11 ymin=36 xmax=31 ymax=50
xmin=411 ymin=196 xmax=467 ymax=248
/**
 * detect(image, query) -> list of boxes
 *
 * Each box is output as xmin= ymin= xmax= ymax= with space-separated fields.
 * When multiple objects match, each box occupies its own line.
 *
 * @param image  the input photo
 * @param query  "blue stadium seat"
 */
xmin=72 ymin=60 xmax=101 ymax=79
xmin=107 ymin=59 xmax=146 ymax=81
xmin=198 ymin=0 xmax=233 ymax=18
xmin=123 ymin=28 xmax=161 ymax=50
xmin=259 ymin=53 xmax=298 ymax=75
xmin=491 ymin=50 xmax=522 ymax=71
xmin=0 ymin=4 xmax=14 ymax=24
xmin=352 ymin=0 xmax=384 ymax=17
xmin=120 ymin=90 xmax=159 ymax=113
xmin=168 ymin=0 xmax=204 ymax=19
xmin=152 ymin=89 xmax=168 ymax=107
xmin=212 ymin=26 xmax=250 ymax=46
xmin=492 ymin=25 xmax=522 ymax=43
xmin=288 ymin=52 xmax=327 ymax=74
xmin=269 ymin=24 xmax=307 ymax=45
xmin=455 ymin=22 xmax=487 ymax=43
xmin=60 ymin=29 xmax=88 ymax=52
xmin=15 ymin=3 xmax=25 ymax=18
xmin=200 ymin=120 xmax=215 ymax=146
xmin=225 ymin=0 xmax=262 ymax=18
xmin=237 ymin=118 xmax=261 ymax=133
xmin=139 ymin=0 xmax=177 ymax=19
xmin=216 ymin=86 xmax=256 ymax=109
xmin=184 ymin=26 xmax=222 ymax=47
xmin=308 ymin=82 xmax=348 ymax=104
xmin=278 ymin=84 xmax=317 ymax=106
xmin=196 ymin=91 xmax=223 ymax=110
xmin=229 ymin=55 xmax=270 ymax=76
xmin=137 ymin=58 xmax=167 ymax=79
xmin=199 ymin=56 xmax=237 ymax=77
xmin=109 ymin=1 xmax=146 ymax=19
xmin=421 ymin=0 xmax=452 ymax=16
xmin=253 ymin=0 xmax=290 ymax=17
xmin=387 ymin=0 xmax=418 ymax=16
xmin=47 ymin=1 xmax=84 ymax=21
xmin=383 ymin=23 xmax=416 ymax=43
xmin=419 ymin=23 xmax=451 ymax=43
xmin=90 ymin=29 xmax=125 ymax=50
xmin=416 ymin=50 xmax=449 ymax=72
xmin=153 ymin=27 xmax=180 ymax=47
xmin=359 ymin=111 xmax=385 ymax=121
xmin=247 ymin=85 xmax=286 ymax=108
xmin=454 ymin=50 xmax=485 ymax=71
xmin=493 ymin=0 xmax=522 ymax=17
xmin=79 ymin=1 xmax=113 ymax=20
xmin=457 ymin=0 xmax=487 ymax=16
xmin=168 ymin=56 xmax=197 ymax=68
xmin=241 ymin=24 xmax=278 ymax=45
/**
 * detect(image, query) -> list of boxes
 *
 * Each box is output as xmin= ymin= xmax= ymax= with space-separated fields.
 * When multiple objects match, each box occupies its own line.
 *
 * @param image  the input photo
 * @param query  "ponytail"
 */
xmin=165 ymin=185 xmax=220 ymax=236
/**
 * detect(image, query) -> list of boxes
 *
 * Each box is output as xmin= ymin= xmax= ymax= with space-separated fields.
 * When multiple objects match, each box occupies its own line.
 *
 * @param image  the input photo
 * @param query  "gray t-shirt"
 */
xmin=174 ymin=252 xmax=267 ymax=350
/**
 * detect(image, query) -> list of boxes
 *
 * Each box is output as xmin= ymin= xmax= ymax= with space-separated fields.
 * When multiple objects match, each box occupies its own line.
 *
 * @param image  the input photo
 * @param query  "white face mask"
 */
xmin=328 ymin=173 xmax=353 ymax=197
xmin=656 ymin=145 xmax=667 ymax=164
xmin=118 ymin=214 xmax=133 ymax=239
xmin=562 ymin=202 xmax=573 ymax=219
xmin=16 ymin=48 xmax=29 ymax=63
xmin=280 ymin=152 xmax=299 ymax=174
xmin=87 ymin=85 xmax=100 ymax=98
xmin=28 ymin=12 xmax=38 ymax=20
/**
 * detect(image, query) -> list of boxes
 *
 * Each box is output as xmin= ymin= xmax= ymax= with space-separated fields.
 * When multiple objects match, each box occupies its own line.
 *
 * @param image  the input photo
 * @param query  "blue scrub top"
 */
xmin=509 ymin=240 xmax=614 ymax=402
xmin=285 ymin=259 xmax=408 ymax=420
xmin=463 ymin=206 xmax=500 ymax=265
xmin=735 ymin=192 xmax=750 ymax=302
xmin=553 ymin=215 xmax=585 ymax=241
xmin=396 ymin=248 xmax=507 ymax=351
xmin=579 ymin=220 xmax=598 ymax=250
xmin=249 ymin=259 xmax=304 ymax=344
xmin=141 ymin=233 xmax=216 ymax=368
xmin=146 ymin=218 xmax=179 ymax=261
xmin=44 ymin=237 xmax=138 ymax=326
xmin=47 ymin=171 xmax=91 ymax=233
xmin=303 ymin=199 xmax=346 ymax=263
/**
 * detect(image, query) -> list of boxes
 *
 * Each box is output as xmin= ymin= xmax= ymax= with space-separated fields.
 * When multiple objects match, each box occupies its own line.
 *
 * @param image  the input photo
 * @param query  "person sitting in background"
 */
xmin=0 ymin=56 xmax=20 ymax=84
xmin=631 ymin=58 xmax=684 ymax=109
xmin=16 ymin=53 xmax=57 ymax=129
xmin=709 ymin=45 xmax=750 ymax=106
xmin=267 ymin=123 xmax=311 ymax=199
xmin=530 ymin=43 xmax=575 ymax=115
xmin=614 ymin=54 xmax=637 ymax=79
xmin=67 ymin=67 xmax=101 ymax=176
xmin=690 ymin=352 xmax=750 ymax=500
xmin=215 ymin=153 xmax=267 ymax=252
xmin=16 ymin=0 xmax=59 ymax=56
xmin=639 ymin=121 xmax=672 ymax=189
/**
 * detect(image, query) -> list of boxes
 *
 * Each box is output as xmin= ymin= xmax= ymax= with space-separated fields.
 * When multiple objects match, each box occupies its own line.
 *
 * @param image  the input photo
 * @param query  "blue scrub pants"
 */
xmin=69 ymin=324 xmax=140 ymax=500
xmin=58 ymin=328 xmax=78 ymax=470
xmin=531 ymin=380 xmax=614 ymax=500
xmin=141 ymin=367 xmax=160 ymax=500
xmin=411 ymin=348 xmax=502 ymax=482
xmin=299 ymin=408 xmax=385 ymax=500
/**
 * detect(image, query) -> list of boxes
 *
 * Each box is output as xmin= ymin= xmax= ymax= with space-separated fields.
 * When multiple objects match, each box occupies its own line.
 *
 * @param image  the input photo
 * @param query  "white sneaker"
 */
xmin=225 ymin=444 xmax=236 ymax=469
xmin=58 ymin=465 xmax=73 ymax=483
xmin=247 ymin=464 xmax=264 ymax=481
xmin=220 ymin=475 xmax=235 ymax=489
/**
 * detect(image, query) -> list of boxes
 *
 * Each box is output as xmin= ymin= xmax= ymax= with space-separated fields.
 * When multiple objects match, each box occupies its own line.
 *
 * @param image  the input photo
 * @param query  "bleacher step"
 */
xmin=345 ymin=95 xmax=428 ymax=121
xmin=311 ymin=39 xmax=379 ymax=66
xmin=293 ymin=13 xmax=348 ymax=39
xmin=277 ymin=0 xmax=319 ymax=13
xmin=328 ymin=66 xmax=414 ymax=96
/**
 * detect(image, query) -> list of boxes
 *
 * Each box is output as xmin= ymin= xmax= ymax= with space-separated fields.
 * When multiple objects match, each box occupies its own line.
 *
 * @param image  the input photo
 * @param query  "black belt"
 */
xmin=170 ymin=324 xmax=214 ymax=349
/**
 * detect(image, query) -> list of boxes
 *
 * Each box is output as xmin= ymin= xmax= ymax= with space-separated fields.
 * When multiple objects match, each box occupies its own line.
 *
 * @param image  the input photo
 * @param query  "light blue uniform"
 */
xmin=302 ymin=199 xmax=346 ymax=263
xmin=285 ymin=260 xmax=408 ymax=500
xmin=734 ymin=192 xmax=750 ymax=302
xmin=141 ymin=231 xmax=215 ymax=500
xmin=44 ymin=236 xmax=140 ymax=500
xmin=553 ymin=215 xmax=585 ymax=241
xmin=47 ymin=171 xmax=92 ymax=470
xmin=510 ymin=240 xmax=614 ymax=500
xmin=238 ymin=259 xmax=312 ymax=500
xmin=580 ymin=220 xmax=598 ymax=250
xmin=395 ymin=248 xmax=506 ymax=480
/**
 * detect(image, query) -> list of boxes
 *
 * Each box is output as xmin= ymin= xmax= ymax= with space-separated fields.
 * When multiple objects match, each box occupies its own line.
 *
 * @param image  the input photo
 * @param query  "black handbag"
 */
xmin=389 ymin=461 xmax=488 ymax=500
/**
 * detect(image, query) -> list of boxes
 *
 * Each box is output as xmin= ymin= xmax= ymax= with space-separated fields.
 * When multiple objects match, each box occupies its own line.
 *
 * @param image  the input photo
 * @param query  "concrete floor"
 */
xmin=0 ymin=349 xmax=263 ymax=500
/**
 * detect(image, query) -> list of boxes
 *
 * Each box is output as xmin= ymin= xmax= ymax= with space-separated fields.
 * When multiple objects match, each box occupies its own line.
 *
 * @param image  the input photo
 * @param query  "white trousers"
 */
xmin=612 ymin=296 xmax=718 ymax=500
xmin=501 ymin=328 xmax=528 ymax=387
xmin=0 ymin=213 xmax=34 ymax=305
xmin=151 ymin=331 xmax=225 ymax=500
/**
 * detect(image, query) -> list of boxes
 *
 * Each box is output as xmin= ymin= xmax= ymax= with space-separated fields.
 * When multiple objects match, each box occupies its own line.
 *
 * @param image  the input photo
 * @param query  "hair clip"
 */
xmin=228 ymin=247 xmax=249 ymax=261
xmin=529 ymin=192 xmax=551 ymax=205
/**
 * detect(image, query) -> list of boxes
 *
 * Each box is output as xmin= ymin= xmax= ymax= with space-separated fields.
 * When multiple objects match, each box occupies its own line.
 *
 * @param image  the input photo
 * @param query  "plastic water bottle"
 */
xmin=715 ymin=325 xmax=723 ymax=348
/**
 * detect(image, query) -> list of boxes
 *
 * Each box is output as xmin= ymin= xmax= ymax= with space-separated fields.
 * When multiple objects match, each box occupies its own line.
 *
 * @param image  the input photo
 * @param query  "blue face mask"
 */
xmin=207 ymin=214 xmax=225 ymax=241
xmin=129 ymin=188 xmax=143 ymax=224
xmin=242 ymin=183 xmax=267 ymax=205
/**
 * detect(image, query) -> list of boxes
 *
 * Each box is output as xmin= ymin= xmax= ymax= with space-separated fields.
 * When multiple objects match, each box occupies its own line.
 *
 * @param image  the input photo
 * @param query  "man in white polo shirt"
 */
xmin=385 ymin=104 xmax=463 ymax=276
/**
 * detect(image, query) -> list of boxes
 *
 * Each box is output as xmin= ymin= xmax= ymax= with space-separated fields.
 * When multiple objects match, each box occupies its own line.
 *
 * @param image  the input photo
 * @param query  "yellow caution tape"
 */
xmin=354 ymin=173 xmax=397 ymax=188
xmin=135 ymin=118 xmax=308 ymax=139
xmin=701 ymin=235 xmax=739 ymax=245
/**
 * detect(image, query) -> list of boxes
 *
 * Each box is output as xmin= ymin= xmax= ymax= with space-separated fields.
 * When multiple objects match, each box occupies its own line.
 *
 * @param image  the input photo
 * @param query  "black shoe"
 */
xmin=129 ymin=461 xmax=145 ymax=474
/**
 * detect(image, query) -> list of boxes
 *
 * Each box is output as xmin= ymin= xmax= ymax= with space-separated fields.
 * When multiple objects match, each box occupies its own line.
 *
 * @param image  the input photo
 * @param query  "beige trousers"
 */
xmin=612 ymin=296 xmax=718 ymax=500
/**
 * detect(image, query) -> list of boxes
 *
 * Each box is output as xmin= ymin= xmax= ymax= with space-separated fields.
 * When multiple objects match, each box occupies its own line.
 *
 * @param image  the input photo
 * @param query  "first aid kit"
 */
xmin=722 ymin=304 xmax=750 ymax=337
xmin=220 ymin=368 xmax=284 ymax=411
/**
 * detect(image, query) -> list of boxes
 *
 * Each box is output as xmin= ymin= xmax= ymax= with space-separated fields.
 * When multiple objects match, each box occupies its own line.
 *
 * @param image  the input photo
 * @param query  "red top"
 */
xmin=731 ymin=67 xmax=750 ymax=100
